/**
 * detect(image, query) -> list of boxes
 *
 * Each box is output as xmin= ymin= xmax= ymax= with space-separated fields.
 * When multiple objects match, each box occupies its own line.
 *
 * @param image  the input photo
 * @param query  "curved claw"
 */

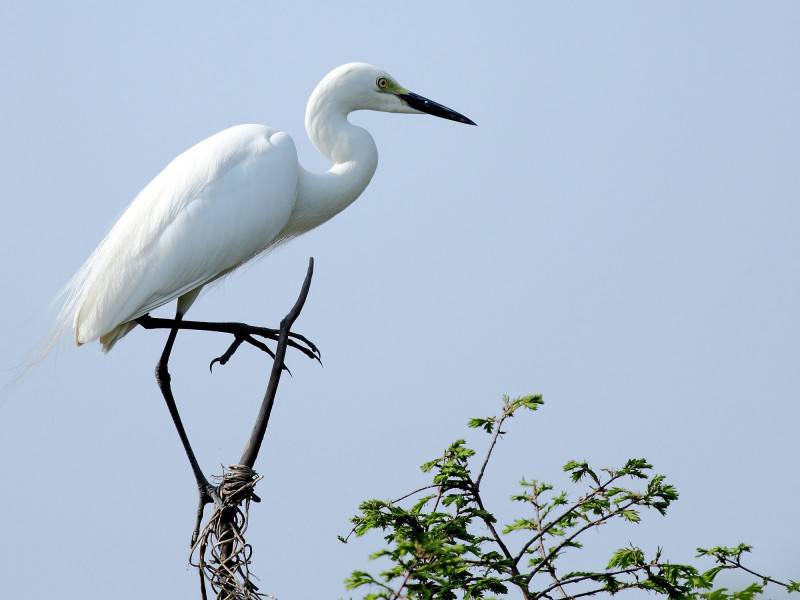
xmin=209 ymin=336 xmax=245 ymax=372
xmin=245 ymin=336 xmax=292 ymax=375
xmin=206 ymin=324 xmax=320 ymax=373
xmin=287 ymin=331 xmax=321 ymax=358
xmin=284 ymin=337 xmax=322 ymax=364
xmin=249 ymin=325 xmax=321 ymax=362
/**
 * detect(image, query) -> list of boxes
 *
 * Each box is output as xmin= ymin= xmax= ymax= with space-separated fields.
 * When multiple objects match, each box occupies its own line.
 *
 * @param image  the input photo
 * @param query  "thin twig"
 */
xmin=390 ymin=464 xmax=451 ymax=599
xmin=467 ymin=404 xmax=534 ymax=598
xmin=530 ymin=487 xmax=568 ymax=598
xmin=526 ymin=497 xmax=639 ymax=583
xmin=554 ymin=582 xmax=639 ymax=600
xmin=514 ymin=472 xmax=625 ymax=565
xmin=475 ymin=403 xmax=512 ymax=490
xmin=717 ymin=556 xmax=793 ymax=589
xmin=339 ymin=484 xmax=444 ymax=544
xmin=390 ymin=570 xmax=414 ymax=600
xmin=534 ymin=564 xmax=655 ymax=599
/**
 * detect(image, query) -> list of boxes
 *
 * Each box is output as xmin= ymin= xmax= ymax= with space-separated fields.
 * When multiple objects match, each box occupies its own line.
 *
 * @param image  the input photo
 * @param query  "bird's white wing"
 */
xmin=67 ymin=124 xmax=299 ymax=346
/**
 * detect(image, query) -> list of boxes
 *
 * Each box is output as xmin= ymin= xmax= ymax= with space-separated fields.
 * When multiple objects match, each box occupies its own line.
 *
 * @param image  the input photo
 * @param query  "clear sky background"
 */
xmin=1 ymin=2 xmax=798 ymax=598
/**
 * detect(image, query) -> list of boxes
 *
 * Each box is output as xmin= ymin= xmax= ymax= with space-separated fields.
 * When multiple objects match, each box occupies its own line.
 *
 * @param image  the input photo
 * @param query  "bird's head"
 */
xmin=311 ymin=62 xmax=476 ymax=126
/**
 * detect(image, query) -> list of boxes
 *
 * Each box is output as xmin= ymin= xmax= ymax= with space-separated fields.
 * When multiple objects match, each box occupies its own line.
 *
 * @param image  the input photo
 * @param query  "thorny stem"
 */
xmin=389 ymin=457 xmax=452 ymax=600
xmin=390 ymin=570 xmax=414 ymax=600
xmin=513 ymin=472 xmax=626 ymax=566
xmin=340 ymin=470 xmax=469 ymax=544
xmin=338 ymin=485 xmax=445 ymax=544
xmin=526 ymin=497 xmax=641 ymax=584
xmin=475 ymin=402 xmax=513 ymax=490
xmin=469 ymin=481 xmax=532 ymax=600
xmin=559 ymin=583 xmax=640 ymax=600
xmin=466 ymin=450 xmax=645 ymax=595
xmin=469 ymin=401 xmax=534 ymax=598
xmin=715 ymin=556 xmax=793 ymax=589
xmin=530 ymin=487 xmax=568 ymax=598
xmin=534 ymin=564 xmax=655 ymax=599
xmin=397 ymin=485 xmax=445 ymax=505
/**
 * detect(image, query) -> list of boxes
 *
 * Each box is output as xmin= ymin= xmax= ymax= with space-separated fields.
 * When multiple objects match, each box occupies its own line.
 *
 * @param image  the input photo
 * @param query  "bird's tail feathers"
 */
xmin=0 ymin=255 xmax=97 ymax=405
xmin=52 ymin=252 xmax=96 ymax=347
xmin=99 ymin=321 xmax=137 ymax=352
xmin=0 ymin=294 xmax=72 ymax=408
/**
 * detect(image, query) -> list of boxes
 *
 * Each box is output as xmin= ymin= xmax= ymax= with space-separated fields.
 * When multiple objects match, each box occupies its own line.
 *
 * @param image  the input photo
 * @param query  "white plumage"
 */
xmin=72 ymin=125 xmax=298 ymax=349
xmin=59 ymin=62 xmax=474 ymax=351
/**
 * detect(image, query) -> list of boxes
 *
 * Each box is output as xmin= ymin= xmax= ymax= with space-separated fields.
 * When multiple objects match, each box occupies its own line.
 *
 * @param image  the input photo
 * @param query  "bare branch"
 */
xmin=715 ymin=556 xmax=794 ymax=589
xmin=550 ymin=582 xmax=639 ymax=600
xmin=239 ymin=257 xmax=315 ymax=468
xmin=534 ymin=564 xmax=654 ymax=599
xmin=188 ymin=258 xmax=316 ymax=600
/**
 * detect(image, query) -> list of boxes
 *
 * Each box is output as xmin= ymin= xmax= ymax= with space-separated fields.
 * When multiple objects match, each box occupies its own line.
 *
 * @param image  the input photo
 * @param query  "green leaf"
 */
xmin=607 ymin=546 xmax=645 ymax=569
xmin=620 ymin=508 xmax=641 ymax=523
xmin=467 ymin=417 xmax=495 ymax=433
xmin=502 ymin=518 xmax=537 ymax=534
xmin=509 ymin=394 xmax=544 ymax=413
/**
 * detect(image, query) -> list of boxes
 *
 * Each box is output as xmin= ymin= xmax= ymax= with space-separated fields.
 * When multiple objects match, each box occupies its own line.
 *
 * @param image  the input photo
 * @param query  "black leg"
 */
xmin=137 ymin=314 xmax=321 ymax=369
xmin=154 ymin=310 xmax=221 ymax=545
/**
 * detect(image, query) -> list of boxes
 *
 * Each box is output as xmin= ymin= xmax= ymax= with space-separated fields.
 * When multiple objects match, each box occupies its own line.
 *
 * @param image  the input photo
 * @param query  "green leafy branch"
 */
xmin=342 ymin=395 xmax=797 ymax=599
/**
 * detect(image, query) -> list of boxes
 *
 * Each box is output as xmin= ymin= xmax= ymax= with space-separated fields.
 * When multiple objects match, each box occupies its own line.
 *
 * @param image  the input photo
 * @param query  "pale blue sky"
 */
xmin=1 ymin=2 xmax=798 ymax=598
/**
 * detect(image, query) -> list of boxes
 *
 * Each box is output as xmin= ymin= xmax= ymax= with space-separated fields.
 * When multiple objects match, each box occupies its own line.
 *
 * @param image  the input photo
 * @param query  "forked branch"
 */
xmin=191 ymin=257 xmax=316 ymax=600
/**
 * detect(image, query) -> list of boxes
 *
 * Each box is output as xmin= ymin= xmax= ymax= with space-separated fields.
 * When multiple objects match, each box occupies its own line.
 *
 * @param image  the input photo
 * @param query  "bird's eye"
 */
xmin=376 ymin=77 xmax=389 ymax=90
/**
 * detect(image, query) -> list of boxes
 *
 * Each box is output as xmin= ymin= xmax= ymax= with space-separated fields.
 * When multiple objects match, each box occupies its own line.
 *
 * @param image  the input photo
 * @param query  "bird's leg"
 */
xmin=137 ymin=315 xmax=321 ymax=370
xmin=153 ymin=310 xmax=222 ymax=545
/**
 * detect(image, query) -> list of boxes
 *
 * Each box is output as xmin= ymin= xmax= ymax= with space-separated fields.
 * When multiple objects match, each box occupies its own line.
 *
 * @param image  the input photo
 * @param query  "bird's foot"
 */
xmin=209 ymin=333 xmax=290 ymax=373
xmin=135 ymin=314 xmax=320 ymax=372
xmin=208 ymin=322 xmax=320 ymax=372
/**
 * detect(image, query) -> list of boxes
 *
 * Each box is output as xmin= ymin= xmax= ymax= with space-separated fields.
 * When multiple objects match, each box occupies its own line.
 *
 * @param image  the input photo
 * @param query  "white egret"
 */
xmin=56 ymin=62 xmax=475 ymax=516
xmin=62 ymin=62 xmax=474 ymax=352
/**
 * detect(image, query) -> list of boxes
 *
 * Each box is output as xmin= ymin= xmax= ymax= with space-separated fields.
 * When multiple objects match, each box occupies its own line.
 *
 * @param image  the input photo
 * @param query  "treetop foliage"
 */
xmin=342 ymin=395 xmax=798 ymax=599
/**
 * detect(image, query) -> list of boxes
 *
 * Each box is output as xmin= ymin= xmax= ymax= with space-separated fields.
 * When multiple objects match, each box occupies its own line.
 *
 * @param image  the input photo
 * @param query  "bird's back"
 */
xmin=65 ymin=124 xmax=299 ymax=349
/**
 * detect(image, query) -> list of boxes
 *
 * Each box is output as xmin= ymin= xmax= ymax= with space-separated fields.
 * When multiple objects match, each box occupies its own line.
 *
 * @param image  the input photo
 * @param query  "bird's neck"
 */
xmin=288 ymin=93 xmax=378 ymax=236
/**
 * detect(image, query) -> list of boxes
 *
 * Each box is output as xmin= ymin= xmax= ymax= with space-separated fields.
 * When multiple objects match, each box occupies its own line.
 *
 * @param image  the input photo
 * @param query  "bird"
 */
xmin=53 ymin=62 xmax=475 ymax=527
xmin=58 ymin=62 xmax=475 ymax=353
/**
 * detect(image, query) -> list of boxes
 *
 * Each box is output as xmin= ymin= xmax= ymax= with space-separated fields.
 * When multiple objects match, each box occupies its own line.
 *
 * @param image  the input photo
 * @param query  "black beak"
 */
xmin=398 ymin=91 xmax=476 ymax=126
